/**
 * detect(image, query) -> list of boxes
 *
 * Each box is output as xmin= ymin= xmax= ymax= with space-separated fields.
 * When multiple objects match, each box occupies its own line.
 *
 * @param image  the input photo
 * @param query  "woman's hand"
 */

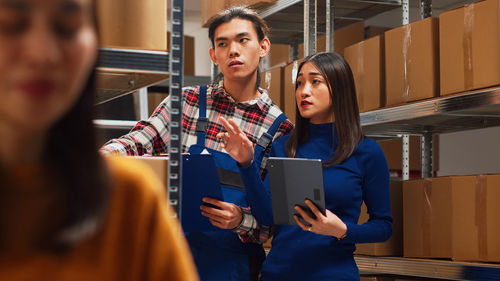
xmin=216 ymin=117 xmax=254 ymax=167
xmin=293 ymin=199 xmax=347 ymax=239
xmin=200 ymin=197 xmax=243 ymax=229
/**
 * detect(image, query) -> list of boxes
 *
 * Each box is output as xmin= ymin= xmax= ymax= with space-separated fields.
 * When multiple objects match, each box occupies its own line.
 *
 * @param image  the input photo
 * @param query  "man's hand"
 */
xmin=216 ymin=117 xmax=255 ymax=167
xmin=200 ymin=197 xmax=243 ymax=229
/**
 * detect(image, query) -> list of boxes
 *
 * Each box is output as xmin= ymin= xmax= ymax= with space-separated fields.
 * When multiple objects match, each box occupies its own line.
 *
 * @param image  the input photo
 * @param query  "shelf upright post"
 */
xmin=168 ymin=0 xmax=184 ymax=218
xmin=401 ymin=0 xmax=410 ymax=180
xmin=290 ymin=41 xmax=300 ymax=61
xmin=421 ymin=133 xmax=433 ymax=178
xmin=138 ymin=87 xmax=149 ymax=120
xmin=420 ymin=0 xmax=432 ymax=19
xmin=402 ymin=0 xmax=409 ymax=25
xmin=303 ymin=0 xmax=317 ymax=56
xmin=326 ymin=0 xmax=334 ymax=53
xmin=402 ymin=134 xmax=410 ymax=180
xmin=419 ymin=1 xmax=432 ymax=178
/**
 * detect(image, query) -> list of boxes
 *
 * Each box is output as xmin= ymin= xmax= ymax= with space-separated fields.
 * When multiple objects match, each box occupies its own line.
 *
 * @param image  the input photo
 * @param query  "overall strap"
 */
xmin=254 ymin=113 xmax=288 ymax=164
xmin=195 ymin=86 xmax=208 ymax=146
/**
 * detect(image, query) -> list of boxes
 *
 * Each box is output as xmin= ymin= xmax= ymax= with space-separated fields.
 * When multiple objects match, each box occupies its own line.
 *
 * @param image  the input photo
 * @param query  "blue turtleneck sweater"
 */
xmin=239 ymin=123 xmax=392 ymax=281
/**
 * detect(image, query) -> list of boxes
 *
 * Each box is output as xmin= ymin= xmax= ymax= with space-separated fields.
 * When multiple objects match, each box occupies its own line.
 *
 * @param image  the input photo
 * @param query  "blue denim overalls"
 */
xmin=186 ymin=86 xmax=287 ymax=281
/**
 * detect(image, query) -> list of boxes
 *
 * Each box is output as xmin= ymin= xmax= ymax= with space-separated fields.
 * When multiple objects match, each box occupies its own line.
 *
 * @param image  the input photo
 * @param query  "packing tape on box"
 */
xmin=422 ymin=178 xmax=432 ymax=256
xmin=402 ymin=25 xmax=412 ymax=103
xmin=475 ymin=175 xmax=488 ymax=260
xmin=356 ymin=42 xmax=365 ymax=111
xmin=265 ymin=71 xmax=272 ymax=91
xmin=463 ymin=4 xmax=474 ymax=90
xmin=292 ymin=61 xmax=299 ymax=85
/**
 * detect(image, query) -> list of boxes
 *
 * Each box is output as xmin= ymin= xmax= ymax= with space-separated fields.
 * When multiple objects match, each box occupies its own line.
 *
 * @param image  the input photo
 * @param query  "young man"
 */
xmin=101 ymin=7 xmax=293 ymax=281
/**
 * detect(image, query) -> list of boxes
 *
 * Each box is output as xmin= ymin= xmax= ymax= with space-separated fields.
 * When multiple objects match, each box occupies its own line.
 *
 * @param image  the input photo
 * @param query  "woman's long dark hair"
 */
xmin=285 ymin=52 xmax=363 ymax=166
xmin=44 ymin=65 xmax=110 ymax=250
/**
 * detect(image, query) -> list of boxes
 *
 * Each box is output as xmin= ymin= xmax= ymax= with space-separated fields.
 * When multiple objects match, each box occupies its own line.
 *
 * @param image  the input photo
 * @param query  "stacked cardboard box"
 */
xmin=268 ymin=44 xmax=291 ymax=68
xmin=282 ymin=60 xmax=303 ymax=122
xmin=385 ymin=17 xmax=439 ymax=107
xmin=97 ymin=0 xmax=167 ymax=51
xmin=260 ymin=67 xmax=284 ymax=109
xmin=167 ymin=33 xmax=195 ymax=76
xmin=344 ymin=35 xmax=385 ymax=112
xmin=439 ymin=0 xmax=500 ymax=96
xmin=403 ymin=175 xmax=500 ymax=262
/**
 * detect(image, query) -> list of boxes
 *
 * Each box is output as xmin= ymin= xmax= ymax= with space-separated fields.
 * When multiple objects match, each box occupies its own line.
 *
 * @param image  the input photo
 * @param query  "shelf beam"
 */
xmin=356 ymin=256 xmax=500 ymax=281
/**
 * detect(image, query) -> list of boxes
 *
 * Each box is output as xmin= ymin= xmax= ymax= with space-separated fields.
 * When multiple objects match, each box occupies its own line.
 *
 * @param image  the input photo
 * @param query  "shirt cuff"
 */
xmin=233 ymin=207 xmax=257 ymax=233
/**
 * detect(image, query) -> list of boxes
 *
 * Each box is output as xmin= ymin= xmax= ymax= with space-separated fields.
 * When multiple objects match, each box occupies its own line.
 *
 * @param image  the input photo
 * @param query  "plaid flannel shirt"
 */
xmin=101 ymin=79 xmax=293 ymax=243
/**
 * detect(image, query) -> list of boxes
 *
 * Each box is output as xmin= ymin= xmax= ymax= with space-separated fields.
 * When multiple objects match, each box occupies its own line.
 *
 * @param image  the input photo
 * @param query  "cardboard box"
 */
xmin=147 ymin=92 xmax=169 ymax=116
xmin=365 ymin=26 xmax=391 ymax=39
xmin=344 ymin=35 xmax=385 ymax=113
xmin=130 ymin=157 xmax=169 ymax=184
xmin=439 ymin=0 xmax=500 ymax=96
xmin=269 ymin=44 xmax=291 ymax=67
xmin=97 ymin=0 xmax=167 ymax=51
xmin=201 ymin=0 xmax=277 ymax=27
xmin=377 ymin=136 xmax=439 ymax=173
xmin=355 ymin=181 xmax=403 ymax=256
xmin=260 ymin=67 xmax=284 ymax=109
xmin=299 ymin=22 xmax=365 ymax=57
xmin=283 ymin=60 xmax=303 ymax=122
xmin=167 ymin=32 xmax=195 ymax=76
xmin=385 ymin=17 xmax=439 ymax=107
xmin=403 ymin=175 xmax=500 ymax=262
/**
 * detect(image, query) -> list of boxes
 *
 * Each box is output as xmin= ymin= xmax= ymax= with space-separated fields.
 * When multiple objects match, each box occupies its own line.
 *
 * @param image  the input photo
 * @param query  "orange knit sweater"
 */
xmin=0 ymin=156 xmax=198 ymax=281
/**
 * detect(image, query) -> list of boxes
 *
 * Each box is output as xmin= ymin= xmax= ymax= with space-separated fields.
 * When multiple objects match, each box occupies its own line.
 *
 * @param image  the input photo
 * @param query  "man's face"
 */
xmin=209 ymin=18 xmax=269 ymax=83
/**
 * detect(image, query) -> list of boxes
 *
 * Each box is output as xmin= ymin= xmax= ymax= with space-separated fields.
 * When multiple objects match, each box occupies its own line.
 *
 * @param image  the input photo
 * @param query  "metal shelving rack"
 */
xmin=257 ymin=0 xmax=500 ymax=280
xmin=96 ymin=48 xmax=169 ymax=105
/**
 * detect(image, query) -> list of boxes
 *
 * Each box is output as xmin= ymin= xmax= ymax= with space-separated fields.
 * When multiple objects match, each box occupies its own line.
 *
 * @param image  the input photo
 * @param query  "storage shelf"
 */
xmin=257 ymin=0 xmax=401 ymax=44
xmin=96 ymin=48 xmax=169 ymax=105
xmin=356 ymin=256 xmax=500 ymax=280
xmin=361 ymin=87 xmax=500 ymax=136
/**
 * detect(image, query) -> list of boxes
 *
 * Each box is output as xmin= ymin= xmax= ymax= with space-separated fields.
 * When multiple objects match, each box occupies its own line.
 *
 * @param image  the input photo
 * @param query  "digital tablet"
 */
xmin=266 ymin=157 xmax=326 ymax=225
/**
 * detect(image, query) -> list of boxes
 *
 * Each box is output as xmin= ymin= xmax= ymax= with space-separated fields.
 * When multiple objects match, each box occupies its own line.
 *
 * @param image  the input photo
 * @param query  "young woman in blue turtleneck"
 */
xmin=213 ymin=52 xmax=393 ymax=281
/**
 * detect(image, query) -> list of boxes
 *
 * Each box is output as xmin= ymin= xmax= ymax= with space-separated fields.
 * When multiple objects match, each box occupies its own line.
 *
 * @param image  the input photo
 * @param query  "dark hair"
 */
xmin=46 ymin=0 xmax=110 ymax=251
xmin=285 ymin=52 xmax=363 ymax=166
xmin=207 ymin=6 xmax=270 ymax=89
xmin=0 ymin=0 xmax=110 ymax=252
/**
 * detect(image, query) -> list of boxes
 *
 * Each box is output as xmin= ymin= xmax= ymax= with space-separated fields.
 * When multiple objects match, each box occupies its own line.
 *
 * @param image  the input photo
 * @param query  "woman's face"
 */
xmin=0 ymin=0 xmax=97 ymax=134
xmin=295 ymin=62 xmax=334 ymax=124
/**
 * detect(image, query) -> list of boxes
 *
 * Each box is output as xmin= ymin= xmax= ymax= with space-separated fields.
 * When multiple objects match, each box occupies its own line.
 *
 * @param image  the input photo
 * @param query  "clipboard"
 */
xmin=181 ymin=154 xmax=224 ymax=232
xmin=266 ymin=157 xmax=326 ymax=225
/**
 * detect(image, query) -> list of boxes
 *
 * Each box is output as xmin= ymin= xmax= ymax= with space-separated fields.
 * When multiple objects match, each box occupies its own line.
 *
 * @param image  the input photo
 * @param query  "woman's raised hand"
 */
xmin=216 ymin=117 xmax=255 ymax=167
